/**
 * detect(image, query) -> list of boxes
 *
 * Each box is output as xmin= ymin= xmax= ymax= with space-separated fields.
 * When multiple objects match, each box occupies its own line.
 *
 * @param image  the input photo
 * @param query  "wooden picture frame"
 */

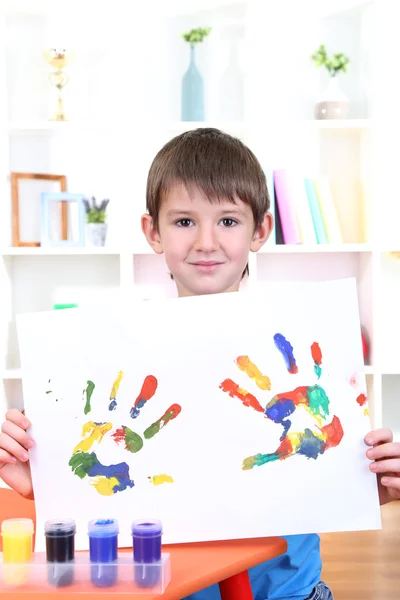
xmin=11 ymin=172 xmax=67 ymax=247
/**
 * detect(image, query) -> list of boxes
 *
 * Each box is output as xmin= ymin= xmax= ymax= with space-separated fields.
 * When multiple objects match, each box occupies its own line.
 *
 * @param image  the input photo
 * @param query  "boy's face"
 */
xmin=142 ymin=183 xmax=272 ymax=297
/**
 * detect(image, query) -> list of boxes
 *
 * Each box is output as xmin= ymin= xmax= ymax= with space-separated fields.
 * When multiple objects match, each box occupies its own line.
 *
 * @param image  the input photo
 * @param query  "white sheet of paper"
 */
xmin=16 ymin=278 xmax=381 ymax=552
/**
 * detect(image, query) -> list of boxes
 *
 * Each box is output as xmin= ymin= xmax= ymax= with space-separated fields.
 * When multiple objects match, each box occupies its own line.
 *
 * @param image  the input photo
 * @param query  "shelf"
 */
xmin=0 ymin=244 xmax=375 ymax=258
xmin=381 ymin=367 xmax=400 ymax=376
xmin=2 ymin=369 xmax=21 ymax=380
xmin=1 ymin=247 xmax=122 ymax=256
xmin=258 ymin=243 xmax=373 ymax=255
xmin=5 ymin=119 xmax=371 ymax=135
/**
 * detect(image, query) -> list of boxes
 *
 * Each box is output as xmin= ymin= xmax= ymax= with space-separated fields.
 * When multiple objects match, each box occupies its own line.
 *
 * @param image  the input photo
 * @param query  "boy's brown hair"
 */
xmin=146 ymin=127 xmax=270 ymax=277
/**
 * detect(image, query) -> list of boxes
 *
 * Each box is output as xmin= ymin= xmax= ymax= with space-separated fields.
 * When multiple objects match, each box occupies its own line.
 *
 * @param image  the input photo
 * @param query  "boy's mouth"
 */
xmin=190 ymin=260 xmax=224 ymax=273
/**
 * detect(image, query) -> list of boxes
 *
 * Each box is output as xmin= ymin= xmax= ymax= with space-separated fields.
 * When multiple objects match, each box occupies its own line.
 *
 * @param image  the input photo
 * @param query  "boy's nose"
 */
xmin=193 ymin=226 xmax=220 ymax=252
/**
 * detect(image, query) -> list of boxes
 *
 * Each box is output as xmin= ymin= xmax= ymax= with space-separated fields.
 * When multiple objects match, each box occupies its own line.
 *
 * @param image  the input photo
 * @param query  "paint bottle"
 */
xmin=131 ymin=519 xmax=162 ymax=588
xmin=44 ymin=518 xmax=76 ymax=587
xmin=88 ymin=518 xmax=119 ymax=587
xmin=1 ymin=518 xmax=34 ymax=586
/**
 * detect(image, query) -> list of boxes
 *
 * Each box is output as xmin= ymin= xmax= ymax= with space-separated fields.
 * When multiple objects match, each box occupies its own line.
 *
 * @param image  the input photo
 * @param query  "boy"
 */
xmin=1 ymin=128 xmax=399 ymax=600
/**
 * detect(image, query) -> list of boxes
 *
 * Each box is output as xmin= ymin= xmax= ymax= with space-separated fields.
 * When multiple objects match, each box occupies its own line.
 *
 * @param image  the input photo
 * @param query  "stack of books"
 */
xmin=264 ymin=168 xmax=343 ymax=245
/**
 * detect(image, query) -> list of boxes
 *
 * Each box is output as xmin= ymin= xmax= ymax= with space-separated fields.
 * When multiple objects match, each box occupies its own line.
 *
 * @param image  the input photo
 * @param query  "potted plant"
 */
xmin=83 ymin=196 xmax=110 ymax=246
xmin=311 ymin=44 xmax=350 ymax=119
xmin=181 ymin=26 xmax=211 ymax=121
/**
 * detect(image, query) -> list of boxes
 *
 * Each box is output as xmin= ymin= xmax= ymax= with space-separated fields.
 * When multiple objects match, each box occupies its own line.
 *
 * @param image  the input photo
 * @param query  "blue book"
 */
xmin=304 ymin=178 xmax=328 ymax=244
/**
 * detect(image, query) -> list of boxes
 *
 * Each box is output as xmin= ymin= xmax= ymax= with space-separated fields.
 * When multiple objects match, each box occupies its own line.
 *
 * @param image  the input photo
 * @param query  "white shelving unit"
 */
xmin=1 ymin=0 xmax=400 ymax=452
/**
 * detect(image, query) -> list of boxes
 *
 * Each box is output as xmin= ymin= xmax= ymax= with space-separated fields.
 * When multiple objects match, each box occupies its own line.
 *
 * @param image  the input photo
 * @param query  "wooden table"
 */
xmin=0 ymin=489 xmax=287 ymax=599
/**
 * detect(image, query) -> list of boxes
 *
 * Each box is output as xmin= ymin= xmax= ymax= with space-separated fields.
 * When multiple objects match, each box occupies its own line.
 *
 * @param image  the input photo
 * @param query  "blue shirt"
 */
xmin=183 ymin=534 xmax=321 ymax=600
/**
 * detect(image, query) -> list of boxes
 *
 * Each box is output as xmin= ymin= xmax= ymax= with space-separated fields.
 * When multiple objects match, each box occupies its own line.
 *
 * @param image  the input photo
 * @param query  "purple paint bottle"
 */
xmin=45 ymin=518 xmax=76 ymax=588
xmin=131 ymin=519 xmax=162 ymax=588
xmin=88 ymin=519 xmax=119 ymax=587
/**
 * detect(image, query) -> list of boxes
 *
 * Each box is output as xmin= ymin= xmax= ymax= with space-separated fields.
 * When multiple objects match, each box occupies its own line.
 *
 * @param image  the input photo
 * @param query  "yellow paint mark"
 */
xmin=73 ymin=422 xmax=112 ymax=454
xmin=238 ymin=386 xmax=250 ymax=397
xmin=303 ymin=405 xmax=323 ymax=427
xmin=149 ymin=474 xmax=174 ymax=486
xmin=110 ymin=370 xmax=123 ymax=399
xmin=236 ymin=356 xmax=271 ymax=390
xmin=91 ymin=476 xmax=119 ymax=496
xmin=364 ymin=408 xmax=369 ymax=416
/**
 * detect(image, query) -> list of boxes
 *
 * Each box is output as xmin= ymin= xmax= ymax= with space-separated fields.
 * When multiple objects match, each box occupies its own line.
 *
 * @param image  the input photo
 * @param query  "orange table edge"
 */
xmin=0 ymin=489 xmax=287 ymax=599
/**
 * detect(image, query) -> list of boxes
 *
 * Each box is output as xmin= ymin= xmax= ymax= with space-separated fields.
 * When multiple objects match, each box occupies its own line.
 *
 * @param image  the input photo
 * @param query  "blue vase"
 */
xmin=181 ymin=45 xmax=204 ymax=121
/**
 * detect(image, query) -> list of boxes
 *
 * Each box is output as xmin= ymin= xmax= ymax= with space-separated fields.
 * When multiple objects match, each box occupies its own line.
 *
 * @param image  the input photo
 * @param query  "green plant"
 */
xmin=311 ymin=44 xmax=350 ymax=77
xmin=83 ymin=197 xmax=109 ymax=224
xmin=182 ymin=27 xmax=211 ymax=46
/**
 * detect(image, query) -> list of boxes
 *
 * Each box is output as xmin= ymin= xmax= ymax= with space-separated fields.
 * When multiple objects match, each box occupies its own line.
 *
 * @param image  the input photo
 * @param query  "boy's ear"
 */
xmin=141 ymin=213 xmax=164 ymax=254
xmin=250 ymin=211 xmax=274 ymax=252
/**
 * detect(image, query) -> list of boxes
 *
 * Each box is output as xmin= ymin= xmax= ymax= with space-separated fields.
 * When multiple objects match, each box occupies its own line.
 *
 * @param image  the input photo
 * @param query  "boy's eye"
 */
xmin=220 ymin=218 xmax=238 ymax=227
xmin=176 ymin=219 xmax=194 ymax=227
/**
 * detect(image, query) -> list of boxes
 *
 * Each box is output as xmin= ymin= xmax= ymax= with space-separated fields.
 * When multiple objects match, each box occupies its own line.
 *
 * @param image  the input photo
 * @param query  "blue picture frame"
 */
xmin=41 ymin=192 xmax=86 ymax=247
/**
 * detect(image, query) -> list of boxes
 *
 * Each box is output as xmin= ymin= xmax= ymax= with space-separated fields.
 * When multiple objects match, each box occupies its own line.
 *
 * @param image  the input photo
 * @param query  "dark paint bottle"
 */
xmin=44 ymin=518 xmax=76 ymax=587
xmin=131 ymin=519 xmax=162 ymax=588
xmin=88 ymin=518 xmax=119 ymax=587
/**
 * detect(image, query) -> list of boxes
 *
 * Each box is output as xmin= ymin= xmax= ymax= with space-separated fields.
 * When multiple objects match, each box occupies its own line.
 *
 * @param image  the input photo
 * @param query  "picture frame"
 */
xmin=11 ymin=172 xmax=67 ymax=247
xmin=40 ymin=192 xmax=86 ymax=247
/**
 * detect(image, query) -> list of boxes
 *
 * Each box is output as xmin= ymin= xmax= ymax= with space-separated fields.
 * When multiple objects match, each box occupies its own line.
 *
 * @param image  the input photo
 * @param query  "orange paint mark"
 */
xmin=311 ymin=342 xmax=322 ymax=365
xmin=356 ymin=393 xmax=367 ymax=407
xmin=112 ymin=428 xmax=125 ymax=444
xmin=235 ymin=356 xmax=271 ymax=390
xmin=319 ymin=415 xmax=344 ymax=450
xmin=219 ymin=379 xmax=264 ymax=413
xmin=276 ymin=436 xmax=293 ymax=460
xmin=137 ymin=375 xmax=158 ymax=402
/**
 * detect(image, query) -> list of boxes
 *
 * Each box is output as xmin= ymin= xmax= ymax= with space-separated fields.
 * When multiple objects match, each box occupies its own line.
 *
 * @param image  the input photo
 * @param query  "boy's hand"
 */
xmin=0 ymin=409 xmax=34 ymax=499
xmin=365 ymin=428 xmax=400 ymax=505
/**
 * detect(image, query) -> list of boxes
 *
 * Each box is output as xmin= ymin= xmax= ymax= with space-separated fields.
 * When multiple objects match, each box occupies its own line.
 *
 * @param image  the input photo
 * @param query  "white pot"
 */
xmin=86 ymin=223 xmax=108 ymax=246
xmin=315 ymin=76 xmax=349 ymax=120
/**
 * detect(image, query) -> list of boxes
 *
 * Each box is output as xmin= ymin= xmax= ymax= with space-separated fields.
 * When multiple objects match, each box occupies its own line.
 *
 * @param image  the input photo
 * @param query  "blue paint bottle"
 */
xmin=131 ymin=519 xmax=162 ymax=588
xmin=88 ymin=519 xmax=119 ymax=587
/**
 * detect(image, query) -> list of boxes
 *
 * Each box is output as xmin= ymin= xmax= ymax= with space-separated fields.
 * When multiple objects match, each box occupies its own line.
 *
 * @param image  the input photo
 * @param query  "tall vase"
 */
xmin=315 ymin=76 xmax=349 ymax=120
xmin=181 ymin=45 xmax=204 ymax=122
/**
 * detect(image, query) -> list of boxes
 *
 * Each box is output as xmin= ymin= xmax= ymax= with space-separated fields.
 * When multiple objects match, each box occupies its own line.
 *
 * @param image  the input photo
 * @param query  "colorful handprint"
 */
xmin=68 ymin=371 xmax=181 ymax=496
xmin=220 ymin=333 xmax=344 ymax=470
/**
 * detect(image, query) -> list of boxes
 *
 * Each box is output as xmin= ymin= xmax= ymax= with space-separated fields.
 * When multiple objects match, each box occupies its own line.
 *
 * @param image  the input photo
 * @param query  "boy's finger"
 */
xmin=5 ymin=409 xmax=30 ymax=430
xmin=0 ymin=449 xmax=17 ymax=466
xmin=364 ymin=428 xmax=393 ymax=446
xmin=0 ymin=432 xmax=30 ymax=462
xmin=366 ymin=441 xmax=400 ymax=460
xmin=1 ymin=420 xmax=34 ymax=450
xmin=369 ymin=458 xmax=400 ymax=473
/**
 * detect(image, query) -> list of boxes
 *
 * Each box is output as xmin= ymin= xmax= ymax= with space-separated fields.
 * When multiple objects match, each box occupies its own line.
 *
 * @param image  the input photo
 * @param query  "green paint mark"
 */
xmin=122 ymin=427 xmax=143 ymax=453
xmin=314 ymin=364 xmax=322 ymax=379
xmin=84 ymin=380 xmax=95 ymax=415
xmin=307 ymin=385 xmax=329 ymax=419
xmin=143 ymin=404 xmax=181 ymax=440
xmin=69 ymin=451 xmax=97 ymax=479
xmin=242 ymin=452 xmax=279 ymax=470
xmin=46 ymin=390 xmax=52 ymax=394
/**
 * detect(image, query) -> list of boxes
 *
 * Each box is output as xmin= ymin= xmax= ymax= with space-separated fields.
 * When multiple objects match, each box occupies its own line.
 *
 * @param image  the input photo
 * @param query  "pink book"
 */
xmin=273 ymin=169 xmax=302 ymax=244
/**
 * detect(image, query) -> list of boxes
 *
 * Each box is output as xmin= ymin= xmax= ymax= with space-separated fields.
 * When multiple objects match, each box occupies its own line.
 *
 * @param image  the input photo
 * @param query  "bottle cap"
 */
xmin=88 ymin=518 xmax=119 ymax=538
xmin=45 ymin=518 xmax=76 ymax=536
xmin=1 ymin=518 xmax=34 ymax=537
xmin=131 ymin=519 xmax=162 ymax=537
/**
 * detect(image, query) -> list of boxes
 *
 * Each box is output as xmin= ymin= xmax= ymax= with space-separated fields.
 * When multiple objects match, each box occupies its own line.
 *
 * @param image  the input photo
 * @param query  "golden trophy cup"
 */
xmin=43 ymin=48 xmax=75 ymax=121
